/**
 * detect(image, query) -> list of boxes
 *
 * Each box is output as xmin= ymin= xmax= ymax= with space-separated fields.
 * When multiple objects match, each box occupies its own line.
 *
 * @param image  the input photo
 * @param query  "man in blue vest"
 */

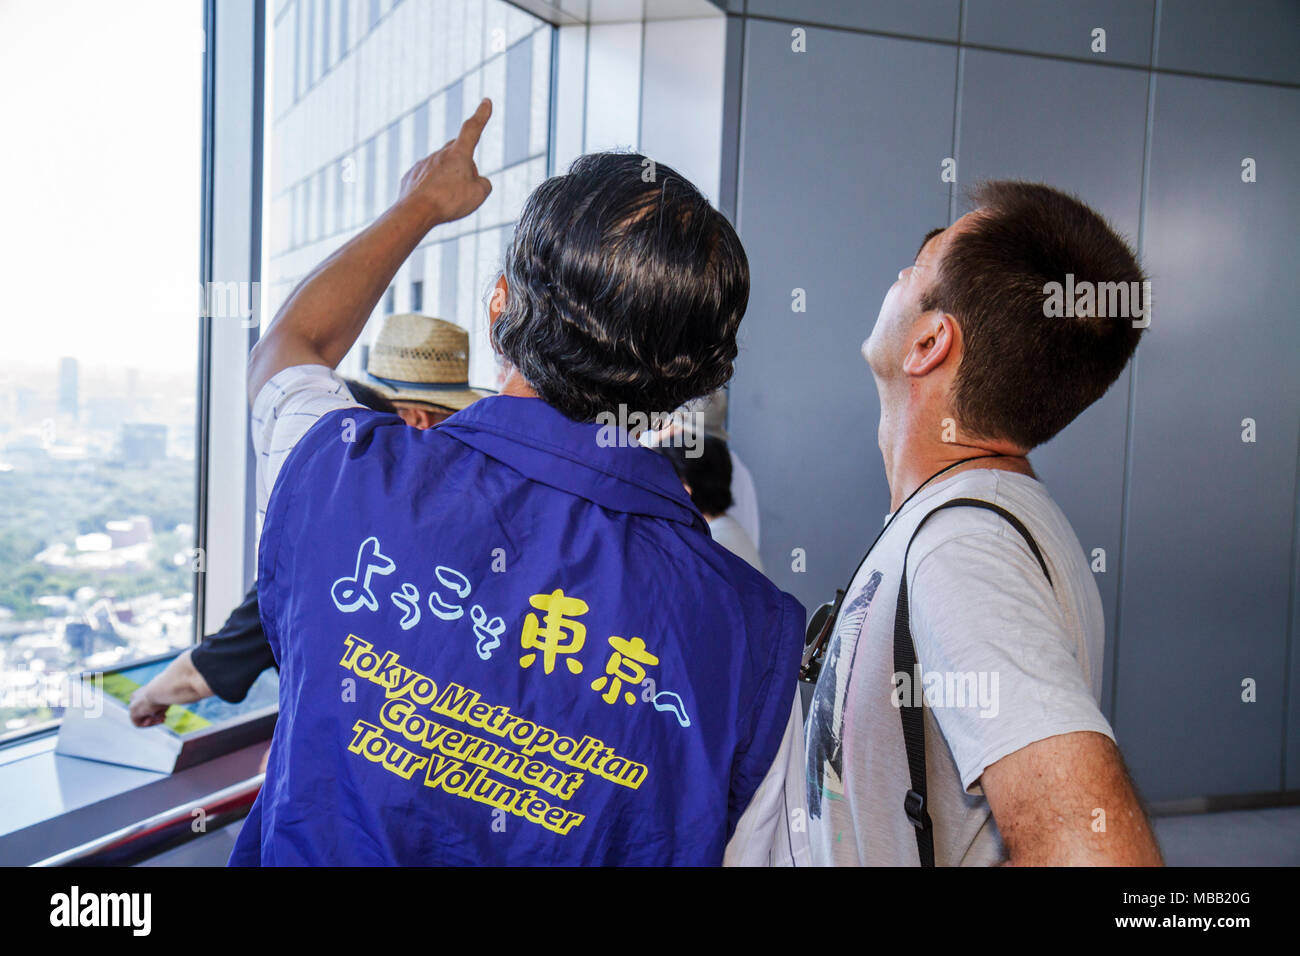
xmin=232 ymin=99 xmax=808 ymax=865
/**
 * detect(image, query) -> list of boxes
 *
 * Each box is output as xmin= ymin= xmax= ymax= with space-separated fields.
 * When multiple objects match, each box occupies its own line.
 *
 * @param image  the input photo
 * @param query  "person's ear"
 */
xmin=488 ymin=274 xmax=507 ymax=332
xmin=406 ymin=407 xmax=453 ymax=429
xmin=902 ymin=311 xmax=957 ymax=377
xmin=397 ymin=405 xmax=435 ymax=429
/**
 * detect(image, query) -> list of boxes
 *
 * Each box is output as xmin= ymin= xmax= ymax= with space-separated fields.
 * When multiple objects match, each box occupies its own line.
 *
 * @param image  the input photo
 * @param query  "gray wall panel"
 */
xmin=718 ymin=11 xmax=745 ymax=221
xmin=1157 ymin=0 xmax=1300 ymax=86
xmin=730 ymin=20 xmax=956 ymax=611
xmin=1117 ymin=74 xmax=1300 ymax=800
xmin=956 ymin=49 xmax=1151 ymax=720
xmin=746 ymin=0 xmax=960 ymax=42
xmin=964 ymin=0 xmax=1154 ymax=67
xmin=1290 ymin=464 xmax=1300 ymax=790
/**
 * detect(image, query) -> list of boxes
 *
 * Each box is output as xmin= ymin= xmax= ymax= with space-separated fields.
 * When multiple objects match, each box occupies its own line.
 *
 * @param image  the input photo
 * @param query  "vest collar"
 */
xmin=436 ymin=395 xmax=707 ymax=531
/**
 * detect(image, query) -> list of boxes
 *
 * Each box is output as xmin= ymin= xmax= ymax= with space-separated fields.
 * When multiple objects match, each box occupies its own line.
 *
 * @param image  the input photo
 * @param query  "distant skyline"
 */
xmin=0 ymin=0 xmax=203 ymax=373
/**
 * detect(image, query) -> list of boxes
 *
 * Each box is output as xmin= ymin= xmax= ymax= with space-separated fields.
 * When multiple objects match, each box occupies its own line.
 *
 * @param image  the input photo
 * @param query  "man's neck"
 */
xmin=880 ymin=415 xmax=1033 ymax=512
xmin=499 ymin=367 xmax=540 ymax=400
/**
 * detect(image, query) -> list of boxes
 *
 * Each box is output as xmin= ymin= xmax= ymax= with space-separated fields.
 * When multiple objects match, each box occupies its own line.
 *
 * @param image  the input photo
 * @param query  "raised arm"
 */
xmin=247 ymin=98 xmax=494 ymax=405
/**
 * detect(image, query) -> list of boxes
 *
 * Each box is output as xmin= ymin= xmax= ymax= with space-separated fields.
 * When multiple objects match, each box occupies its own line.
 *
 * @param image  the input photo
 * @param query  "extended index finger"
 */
xmin=455 ymin=97 xmax=492 ymax=152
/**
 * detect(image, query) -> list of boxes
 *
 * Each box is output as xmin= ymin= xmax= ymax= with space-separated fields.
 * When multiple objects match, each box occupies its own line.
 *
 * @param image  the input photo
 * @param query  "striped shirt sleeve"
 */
xmin=251 ymin=364 xmax=360 ymax=523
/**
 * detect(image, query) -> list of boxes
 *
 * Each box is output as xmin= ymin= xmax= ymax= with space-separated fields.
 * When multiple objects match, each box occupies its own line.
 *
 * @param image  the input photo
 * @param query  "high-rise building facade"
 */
xmin=264 ymin=0 xmax=553 ymax=389
xmin=57 ymin=356 xmax=78 ymax=419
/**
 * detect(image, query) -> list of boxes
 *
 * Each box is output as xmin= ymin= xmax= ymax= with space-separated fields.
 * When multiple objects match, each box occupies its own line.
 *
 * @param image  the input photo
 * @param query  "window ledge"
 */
xmin=0 ymin=737 xmax=268 ymax=866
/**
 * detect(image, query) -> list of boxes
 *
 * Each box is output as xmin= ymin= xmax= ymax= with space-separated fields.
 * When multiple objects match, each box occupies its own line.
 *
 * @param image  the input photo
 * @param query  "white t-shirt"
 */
xmin=804 ymin=467 xmax=1115 ymax=866
xmin=708 ymin=513 xmax=763 ymax=572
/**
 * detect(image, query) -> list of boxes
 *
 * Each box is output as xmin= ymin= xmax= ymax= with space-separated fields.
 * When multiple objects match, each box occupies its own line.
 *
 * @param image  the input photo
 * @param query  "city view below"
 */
xmin=0 ymin=0 xmax=202 ymax=744
xmin=0 ymin=359 xmax=197 ymax=739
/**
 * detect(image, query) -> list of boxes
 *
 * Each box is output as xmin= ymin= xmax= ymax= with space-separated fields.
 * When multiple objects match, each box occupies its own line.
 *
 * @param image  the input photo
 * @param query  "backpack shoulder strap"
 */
xmin=892 ymin=497 xmax=1052 ymax=866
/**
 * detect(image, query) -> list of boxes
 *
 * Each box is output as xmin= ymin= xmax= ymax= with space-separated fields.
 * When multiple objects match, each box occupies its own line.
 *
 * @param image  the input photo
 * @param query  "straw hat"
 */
xmin=364 ymin=313 xmax=493 ymax=411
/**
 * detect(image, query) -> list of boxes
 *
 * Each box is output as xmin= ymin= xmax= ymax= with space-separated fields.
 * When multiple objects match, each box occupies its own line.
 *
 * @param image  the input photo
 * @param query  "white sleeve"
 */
xmin=251 ymin=364 xmax=360 ymax=521
xmin=909 ymin=527 xmax=1116 ymax=795
xmin=723 ymin=689 xmax=812 ymax=867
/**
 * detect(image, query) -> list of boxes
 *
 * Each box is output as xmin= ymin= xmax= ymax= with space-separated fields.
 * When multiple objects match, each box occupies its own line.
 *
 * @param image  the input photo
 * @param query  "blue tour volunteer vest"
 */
xmin=230 ymin=395 xmax=805 ymax=865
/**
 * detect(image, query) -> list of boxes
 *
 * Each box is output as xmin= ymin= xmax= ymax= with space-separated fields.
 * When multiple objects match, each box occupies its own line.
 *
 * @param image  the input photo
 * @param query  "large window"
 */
xmin=0 ymin=0 xmax=553 ymax=745
xmin=262 ymin=0 xmax=553 ymax=388
xmin=0 ymin=0 xmax=205 ymax=740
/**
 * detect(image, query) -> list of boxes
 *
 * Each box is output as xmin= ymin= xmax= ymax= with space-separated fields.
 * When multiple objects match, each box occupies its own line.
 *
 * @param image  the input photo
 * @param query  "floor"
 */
xmin=1152 ymin=805 xmax=1300 ymax=866
xmin=144 ymin=806 xmax=1300 ymax=866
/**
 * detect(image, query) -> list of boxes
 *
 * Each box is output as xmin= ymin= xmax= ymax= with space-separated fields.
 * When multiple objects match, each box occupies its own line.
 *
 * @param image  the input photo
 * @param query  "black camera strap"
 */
xmin=801 ymin=455 xmax=1003 ymax=683
xmin=893 ymin=497 xmax=1053 ymax=867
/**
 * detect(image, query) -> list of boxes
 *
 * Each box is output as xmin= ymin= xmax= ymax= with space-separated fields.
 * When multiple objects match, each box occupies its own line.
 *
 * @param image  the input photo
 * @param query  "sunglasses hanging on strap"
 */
xmin=801 ymin=454 xmax=1000 ymax=684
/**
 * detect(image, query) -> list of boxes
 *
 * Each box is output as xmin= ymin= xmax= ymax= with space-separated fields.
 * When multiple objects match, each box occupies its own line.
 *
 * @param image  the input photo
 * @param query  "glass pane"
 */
xmin=0 ymin=0 xmax=204 ymax=740
xmin=261 ymin=0 xmax=553 ymax=391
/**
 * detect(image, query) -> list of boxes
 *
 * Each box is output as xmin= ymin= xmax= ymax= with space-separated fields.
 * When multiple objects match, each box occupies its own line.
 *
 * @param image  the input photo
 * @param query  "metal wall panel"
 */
xmin=1117 ymin=74 xmax=1300 ymax=800
xmin=745 ymin=0 xmax=960 ymax=42
xmin=729 ymin=20 xmax=957 ymax=611
xmin=1290 ymin=476 xmax=1300 ymax=790
xmin=963 ymin=0 xmax=1154 ymax=67
xmin=955 ymin=49 xmax=1151 ymax=719
xmin=1157 ymin=0 xmax=1300 ymax=86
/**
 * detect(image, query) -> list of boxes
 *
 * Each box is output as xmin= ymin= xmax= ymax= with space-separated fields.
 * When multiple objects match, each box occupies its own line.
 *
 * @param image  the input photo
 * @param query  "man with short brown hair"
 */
xmin=805 ymin=181 xmax=1163 ymax=866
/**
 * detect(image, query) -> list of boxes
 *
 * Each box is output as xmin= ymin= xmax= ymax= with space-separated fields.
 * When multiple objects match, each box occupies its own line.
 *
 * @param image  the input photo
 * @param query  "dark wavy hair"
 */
xmin=657 ymin=436 xmax=734 ymax=517
xmin=491 ymin=152 xmax=749 ymax=422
